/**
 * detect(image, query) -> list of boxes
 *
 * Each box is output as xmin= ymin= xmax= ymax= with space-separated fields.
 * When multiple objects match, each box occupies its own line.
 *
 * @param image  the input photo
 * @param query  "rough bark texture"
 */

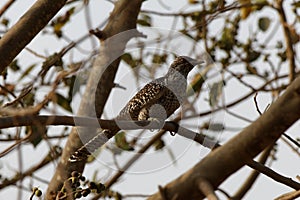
xmin=0 ymin=0 xmax=67 ymax=72
xmin=46 ymin=0 xmax=143 ymax=199
xmin=148 ymin=76 xmax=300 ymax=200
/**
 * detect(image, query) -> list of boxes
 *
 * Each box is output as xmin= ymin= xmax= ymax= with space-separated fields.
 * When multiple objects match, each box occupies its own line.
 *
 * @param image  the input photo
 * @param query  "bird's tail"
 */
xmin=69 ymin=129 xmax=112 ymax=162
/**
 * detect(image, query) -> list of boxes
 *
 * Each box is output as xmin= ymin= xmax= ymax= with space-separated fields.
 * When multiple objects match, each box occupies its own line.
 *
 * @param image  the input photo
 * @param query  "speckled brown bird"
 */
xmin=69 ymin=56 xmax=202 ymax=162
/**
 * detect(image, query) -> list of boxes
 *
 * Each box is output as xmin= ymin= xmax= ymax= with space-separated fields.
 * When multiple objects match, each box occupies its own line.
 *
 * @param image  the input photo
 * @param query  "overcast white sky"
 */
xmin=0 ymin=0 xmax=299 ymax=199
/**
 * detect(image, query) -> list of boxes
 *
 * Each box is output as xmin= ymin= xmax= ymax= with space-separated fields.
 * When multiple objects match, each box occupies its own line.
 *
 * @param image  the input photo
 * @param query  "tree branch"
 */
xmin=0 ymin=0 xmax=16 ymax=17
xmin=1 ymin=114 xmax=298 ymax=193
xmin=0 ymin=0 xmax=67 ymax=72
xmin=0 ymin=146 xmax=61 ymax=189
xmin=148 ymin=76 xmax=300 ymax=200
xmin=233 ymin=144 xmax=274 ymax=199
xmin=186 ymin=73 xmax=296 ymax=119
xmin=46 ymin=0 xmax=143 ymax=198
xmin=276 ymin=0 xmax=297 ymax=82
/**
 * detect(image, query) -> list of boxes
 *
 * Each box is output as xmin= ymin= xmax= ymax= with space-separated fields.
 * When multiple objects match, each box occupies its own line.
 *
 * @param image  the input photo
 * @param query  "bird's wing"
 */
xmin=117 ymin=79 xmax=167 ymax=120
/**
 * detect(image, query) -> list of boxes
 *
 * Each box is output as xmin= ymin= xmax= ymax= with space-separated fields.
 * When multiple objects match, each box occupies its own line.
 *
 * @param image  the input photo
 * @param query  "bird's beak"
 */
xmin=190 ymin=59 xmax=204 ymax=66
xmin=181 ymin=56 xmax=205 ymax=66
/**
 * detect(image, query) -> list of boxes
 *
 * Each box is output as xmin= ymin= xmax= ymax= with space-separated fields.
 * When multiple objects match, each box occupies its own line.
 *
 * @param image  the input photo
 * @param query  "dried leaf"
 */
xmin=18 ymin=64 xmax=36 ymax=81
xmin=54 ymin=92 xmax=72 ymax=112
xmin=115 ymin=132 xmax=134 ymax=151
xmin=137 ymin=14 xmax=152 ymax=27
xmin=9 ymin=60 xmax=20 ymax=71
xmin=153 ymin=139 xmax=165 ymax=150
xmin=51 ymin=7 xmax=75 ymax=37
xmin=26 ymin=126 xmax=47 ymax=148
xmin=258 ymin=17 xmax=271 ymax=32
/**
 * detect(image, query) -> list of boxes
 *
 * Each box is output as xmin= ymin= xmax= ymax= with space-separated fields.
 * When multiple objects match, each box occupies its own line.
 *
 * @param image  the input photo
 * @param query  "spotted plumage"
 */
xmin=69 ymin=56 xmax=202 ymax=162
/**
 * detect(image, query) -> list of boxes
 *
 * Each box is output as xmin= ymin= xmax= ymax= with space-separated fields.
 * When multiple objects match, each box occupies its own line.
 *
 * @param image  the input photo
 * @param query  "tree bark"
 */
xmin=0 ymin=0 xmax=67 ymax=72
xmin=148 ymin=76 xmax=300 ymax=200
xmin=46 ymin=0 xmax=143 ymax=199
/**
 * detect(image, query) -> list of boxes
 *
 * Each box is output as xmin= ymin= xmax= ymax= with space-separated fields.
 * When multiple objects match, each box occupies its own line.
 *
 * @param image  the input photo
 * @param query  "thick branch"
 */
xmin=148 ymin=76 xmax=300 ymax=200
xmin=233 ymin=144 xmax=274 ymax=199
xmin=0 ymin=115 xmax=177 ymax=131
xmin=1 ymin=114 xmax=298 ymax=191
xmin=46 ymin=0 xmax=143 ymax=198
xmin=0 ymin=0 xmax=67 ymax=72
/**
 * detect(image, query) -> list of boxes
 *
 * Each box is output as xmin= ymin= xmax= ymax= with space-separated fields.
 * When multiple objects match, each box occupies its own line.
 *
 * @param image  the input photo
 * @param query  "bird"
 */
xmin=69 ymin=56 xmax=203 ymax=162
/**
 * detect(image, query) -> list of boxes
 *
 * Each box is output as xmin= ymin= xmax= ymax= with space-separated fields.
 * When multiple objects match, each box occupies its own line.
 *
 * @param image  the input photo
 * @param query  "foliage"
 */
xmin=0 ymin=0 xmax=299 ymax=199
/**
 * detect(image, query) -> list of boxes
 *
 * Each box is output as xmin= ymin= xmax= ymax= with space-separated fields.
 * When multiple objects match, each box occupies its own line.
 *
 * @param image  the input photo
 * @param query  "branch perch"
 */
xmin=148 ymin=76 xmax=300 ymax=200
xmin=0 ymin=114 xmax=299 ymax=191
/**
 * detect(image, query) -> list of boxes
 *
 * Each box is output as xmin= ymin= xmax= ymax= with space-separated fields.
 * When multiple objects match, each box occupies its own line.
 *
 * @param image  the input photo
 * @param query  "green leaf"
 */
xmin=219 ymin=27 xmax=236 ymax=51
xmin=63 ymin=75 xmax=78 ymax=100
xmin=23 ymin=92 xmax=35 ymax=106
xmin=115 ymin=132 xmax=134 ymax=151
xmin=187 ymin=73 xmax=205 ymax=96
xmin=1 ymin=68 xmax=7 ymax=80
xmin=190 ymin=11 xmax=202 ymax=21
xmin=247 ymin=50 xmax=260 ymax=62
xmin=9 ymin=60 xmax=20 ymax=71
xmin=54 ymin=92 xmax=72 ymax=112
xmin=292 ymin=1 xmax=300 ymax=8
xmin=188 ymin=0 xmax=199 ymax=4
xmin=252 ymin=0 xmax=268 ymax=11
xmin=152 ymin=53 xmax=167 ymax=64
xmin=1 ymin=18 xmax=9 ymax=27
xmin=42 ymin=53 xmax=63 ymax=69
xmin=277 ymin=51 xmax=287 ymax=62
xmin=209 ymin=81 xmax=224 ymax=107
xmin=40 ymin=53 xmax=63 ymax=79
xmin=18 ymin=64 xmax=36 ymax=81
xmin=26 ymin=126 xmax=46 ymax=147
xmin=121 ymin=53 xmax=136 ymax=68
xmin=246 ymin=65 xmax=259 ymax=75
xmin=258 ymin=17 xmax=271 ymax=32
xmin=153 ymin=139 xmax=165 ymax=150
xmin=137 ymin=14 xmax=152 ymax=27
xmin=51 ymin=7 xmax=75 ymax=37
xmin=275 ymin=41 xmax=283 ymax=49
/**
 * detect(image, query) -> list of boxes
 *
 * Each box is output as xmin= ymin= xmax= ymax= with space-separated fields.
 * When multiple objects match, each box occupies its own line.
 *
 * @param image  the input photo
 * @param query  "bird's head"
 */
xmin=168 ymin=56 xmax=203 ymax=78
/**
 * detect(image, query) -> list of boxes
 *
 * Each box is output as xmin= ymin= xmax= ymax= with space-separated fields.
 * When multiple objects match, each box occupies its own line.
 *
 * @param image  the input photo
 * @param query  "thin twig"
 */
xmin=185 ymin=72 xmax=296 ymax=119
xmin=0 ymin=114 xmax=299 ymax=191
xmin=0 ymin=146 xmax=61 ymax=189
xmin=282 ymin=134 xmax=300 ymax=149
xmin=0 ymin=0 xmax=16 ymax=17
xmin=276 ymin=0 xmax=296 ymax=82
xmin=281 ymin=136 xmax=300 ymax=157
xmin=233 ymin=144 xmax=274 ymax=199
xmin=254 ymin=92 xmax=262 ymax=115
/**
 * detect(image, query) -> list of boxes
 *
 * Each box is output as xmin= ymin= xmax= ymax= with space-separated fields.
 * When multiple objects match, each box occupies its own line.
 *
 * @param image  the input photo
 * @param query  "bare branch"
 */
xmin=197 ymin=178 xmax=218 ymax=200
xmin=254 ymin=92 xmax=263 ymax=115
xmin=232 ymin=144 xmax=274 ymax=199
xmin=276 ymin=0 xmax=297 ymax=82
xmin=186 ymin=72 xmax=297 ymax=119
xmin=1 ymin=113 xmax=298 ymax=193
xmin=0 ymin=146 xmax=61 ymax=189
xmin=0 ymin=0 xmax=16 ymax=17
xmin=148 ymin=76 xmax=300 ymax=200
xmin=275 ymin=190 xmax=300 ymax=200
xmin=46 ymin=0 xmax=143 ymax=198
xmin=0 ymin=0 xmax=67 ymax=72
